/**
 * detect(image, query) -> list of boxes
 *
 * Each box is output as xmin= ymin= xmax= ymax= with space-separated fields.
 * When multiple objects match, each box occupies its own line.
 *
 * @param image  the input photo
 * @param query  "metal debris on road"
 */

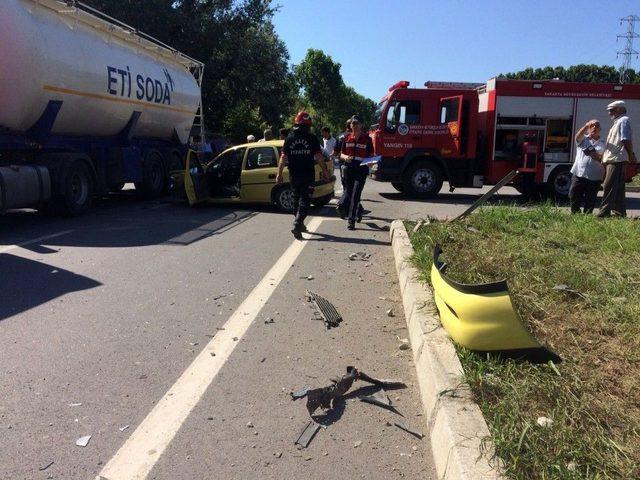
xmin=386 ymin=308 xmax=394 ymax=317
xmin=353 ymin=440 xmax=362 ymax=448
xmin=360 ymin=389 xmax=392 ymax=409
xmin=67 ymin=402 xmax=82 ymax=407
xmin=307 ymin=290 xmax=343 ymax=329
xmin=291 ymin=386 xmax=311 ymax=400
xmin=39 ymin=461 xmax=54 ymax=471
xmin=398 ymin=338 xmax=410 ymax=350
xmin=394 ymin=422 xmax=424 ymax=439
xmin=293 ymin=367 xmax=406 ymax=416
xmin=118 ymin=425 xmax=130 ymax=432
xmin=75 ymin=435 xmax=92 ymax=447
xmin=295 ymin=421 xmax=321 ymax=448
xmin=264 ymin=317 xmax=275 ymax=324
xmin=307 ymin=275 xmax=314 ymax=280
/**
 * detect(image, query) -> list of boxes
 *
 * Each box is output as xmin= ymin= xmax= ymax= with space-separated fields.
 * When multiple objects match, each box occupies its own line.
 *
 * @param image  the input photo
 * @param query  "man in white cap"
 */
xmin=598 ymin=100 xmax=636 ymax=217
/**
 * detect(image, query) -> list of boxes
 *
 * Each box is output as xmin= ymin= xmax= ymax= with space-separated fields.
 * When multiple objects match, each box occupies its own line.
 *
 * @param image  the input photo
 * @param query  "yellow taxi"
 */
xmin=172 ymin=140 xmax=335 ymax=211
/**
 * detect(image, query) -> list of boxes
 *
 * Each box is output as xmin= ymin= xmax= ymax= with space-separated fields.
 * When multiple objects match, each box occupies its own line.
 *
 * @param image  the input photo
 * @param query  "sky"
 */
xmin=272 ymin=0 xmax=640 ymax=102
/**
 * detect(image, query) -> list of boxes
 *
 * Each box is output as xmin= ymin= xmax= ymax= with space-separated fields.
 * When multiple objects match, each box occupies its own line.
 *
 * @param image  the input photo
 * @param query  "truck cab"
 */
xmin=369 ymin=81 xmax=480 ymax=197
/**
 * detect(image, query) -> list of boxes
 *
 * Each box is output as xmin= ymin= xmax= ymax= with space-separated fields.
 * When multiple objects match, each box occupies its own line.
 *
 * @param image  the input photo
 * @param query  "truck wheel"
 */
xmin=403 ymin=160 xmax=443 ymax=198
xmin=164 ymin=150 xmax=184 ymax=194
xmin=61 ymin=160 xmax=93 ymax=216
xmin=135 ymin=151 xmax=165 ymax=198
xmin=311 ymin=193 xmax=332 ymax=207
xmin=548 ymin=167 xmax=572 ymax=200
xmin=391 ymin=182 xmax=404 ymax=192
xmin=273 ymin=185 xmax=295 ymax=212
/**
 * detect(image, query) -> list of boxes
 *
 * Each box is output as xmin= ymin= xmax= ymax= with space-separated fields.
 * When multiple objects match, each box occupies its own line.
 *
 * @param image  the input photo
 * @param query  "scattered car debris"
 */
xmin=118 ymin=425 xmax=130 ymax=432
xmin=467 ymin=226 xmax=480 ymax=234
xmin=39 ymin=461 xmax=54 ymax=471
xmin=212 ymin=293 xmax=231 ymax=301
xmin=246 ymin=422 xmax=254 ymax=428
xmin=307 ymin=275 xmax=314 ymax=280
xmin=264 ymin=317 xmax=275 ymax=324
xmin=75 ymin=435 xmax=91 ymax=447
xmin=386 ymin=308 xmax=394 ymax=317
xmin=348 ymin=251 xmax=371 ymax=261
xmin=307 ymin=290 xmax=343 ymax=329
xmin=291 ymin=386 xmax=311 ymax=400
xmin=394 ymin=422 xmax=424 ymax=439
xmin=536 ymin=416 xmax=554 ymax=428
xmin=397 ymin=337 xmax=410 ymax=350
xmin=553 ymin=284 xmax=589 ymax=301
xmin=295 ymin=421 xmax=321 ymax=448
xmin=274 ymin=451 xmax=282 ymax=458
xmin=412 ymin=220 xmax=424 ymax=233
xmin=67 ymin=402 xmax=82 ymax=407
xmin=360 ymin=389 xmax=392 ymax=410
xmin=293 ymin=367 xmax=405 ymax=416
xmin=353 ymin=440 xmax=362 ymax=448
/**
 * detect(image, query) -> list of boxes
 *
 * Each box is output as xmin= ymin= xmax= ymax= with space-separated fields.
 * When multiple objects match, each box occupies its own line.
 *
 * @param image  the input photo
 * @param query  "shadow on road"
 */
xmin=0 ymin=253 xmax=101 ymax=322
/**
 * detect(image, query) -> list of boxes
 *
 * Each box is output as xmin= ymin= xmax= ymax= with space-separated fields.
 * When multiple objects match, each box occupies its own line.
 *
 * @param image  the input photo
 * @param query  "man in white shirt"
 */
xmin=569 ymin=120 xmax=605 ymax=214
xmin=321 ymin=127 xmax=336 ymax=160
xmin=598 ymin=100 xmax=637 ymax=217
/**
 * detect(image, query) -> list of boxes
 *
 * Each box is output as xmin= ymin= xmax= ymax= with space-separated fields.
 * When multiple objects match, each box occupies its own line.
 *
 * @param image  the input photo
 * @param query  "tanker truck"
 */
xmin=0 ymin=0 xmax=203 ymax=215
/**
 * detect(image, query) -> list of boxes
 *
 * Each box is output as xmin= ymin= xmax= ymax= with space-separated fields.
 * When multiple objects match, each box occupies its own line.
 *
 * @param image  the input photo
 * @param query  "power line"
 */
xmin=617 ymin=14 xmax=640 ymax=83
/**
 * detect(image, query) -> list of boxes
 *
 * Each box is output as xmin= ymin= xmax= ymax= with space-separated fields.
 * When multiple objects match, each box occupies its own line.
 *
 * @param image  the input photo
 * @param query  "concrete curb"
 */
xmin=390 ymin=220 xmax=504 ymax=480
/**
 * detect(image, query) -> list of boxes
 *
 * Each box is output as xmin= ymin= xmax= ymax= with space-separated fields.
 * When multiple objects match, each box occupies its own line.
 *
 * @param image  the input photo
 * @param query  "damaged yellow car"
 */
xmin=171 ymin=140 xmax=335 ymax=211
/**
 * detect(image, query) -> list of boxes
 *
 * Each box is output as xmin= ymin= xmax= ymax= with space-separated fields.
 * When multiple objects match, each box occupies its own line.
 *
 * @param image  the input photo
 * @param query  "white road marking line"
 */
xmin=96 ymin=216 xmax=324 ymax=480
xmin=0 ymin=230 xmax=73 ymax=254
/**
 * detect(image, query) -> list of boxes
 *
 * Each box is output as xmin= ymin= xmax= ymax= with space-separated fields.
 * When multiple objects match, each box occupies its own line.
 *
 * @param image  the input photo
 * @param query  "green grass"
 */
xmin=408 ymin=204 xmax=640 ymax=480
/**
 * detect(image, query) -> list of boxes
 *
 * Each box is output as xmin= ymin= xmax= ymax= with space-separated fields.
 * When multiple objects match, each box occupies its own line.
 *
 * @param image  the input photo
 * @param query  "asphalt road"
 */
xmin=1 ymin=178 xmax=639 ymax=480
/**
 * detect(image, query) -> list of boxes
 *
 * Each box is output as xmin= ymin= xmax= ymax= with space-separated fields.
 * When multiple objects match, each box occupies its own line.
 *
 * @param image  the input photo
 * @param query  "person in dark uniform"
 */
xmin=276 ymin=111 xmax=329 ymax=239
xmin=339 ymin=115 xmax=373 ymax=230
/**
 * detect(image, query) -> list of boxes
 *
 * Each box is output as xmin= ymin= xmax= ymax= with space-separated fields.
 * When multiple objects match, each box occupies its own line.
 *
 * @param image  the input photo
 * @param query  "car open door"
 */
xmin=183 ymin=149 xmax=210 ymax=206
xmin=438 ymin=95 xmax=464 ymax=157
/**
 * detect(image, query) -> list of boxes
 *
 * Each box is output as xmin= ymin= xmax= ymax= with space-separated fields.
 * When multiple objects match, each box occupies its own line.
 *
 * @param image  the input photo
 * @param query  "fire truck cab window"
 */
xmin=385 ymin=100 xmax=421 ymax=132
xmin=440 ymin=98 xmax=460 ymax=124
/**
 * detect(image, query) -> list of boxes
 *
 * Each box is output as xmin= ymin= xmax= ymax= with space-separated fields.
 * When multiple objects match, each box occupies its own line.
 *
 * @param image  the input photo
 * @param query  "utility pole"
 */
xmin=617 ymin=15 xmax=640 ymax=83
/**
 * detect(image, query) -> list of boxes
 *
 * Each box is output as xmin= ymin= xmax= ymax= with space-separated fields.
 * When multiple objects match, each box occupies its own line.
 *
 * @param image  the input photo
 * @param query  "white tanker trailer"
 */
xmin=0 ymin=0 xmax=203 ymax=214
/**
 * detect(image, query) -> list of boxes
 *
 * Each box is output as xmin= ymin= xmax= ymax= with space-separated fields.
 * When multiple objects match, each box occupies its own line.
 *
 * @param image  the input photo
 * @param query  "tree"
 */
xmin=294 ymin=49 xmax=375 ymax=135
xmin=501 ymin=64 xmax=640 ymax=83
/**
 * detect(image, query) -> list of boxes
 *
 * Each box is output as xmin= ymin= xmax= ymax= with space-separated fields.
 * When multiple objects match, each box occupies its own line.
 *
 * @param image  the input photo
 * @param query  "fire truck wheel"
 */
xmin=403 ymin=160 xmax=443 ymax=198
xmin=548 ymin=167 xmax=572 ymax=200
xmin=391 ymin=182 xmax=405 ymax=192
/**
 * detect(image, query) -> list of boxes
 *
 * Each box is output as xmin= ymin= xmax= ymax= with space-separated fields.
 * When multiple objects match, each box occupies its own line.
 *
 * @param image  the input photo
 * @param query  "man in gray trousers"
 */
xmin=598 ymin=100 xmax=637 ymax=217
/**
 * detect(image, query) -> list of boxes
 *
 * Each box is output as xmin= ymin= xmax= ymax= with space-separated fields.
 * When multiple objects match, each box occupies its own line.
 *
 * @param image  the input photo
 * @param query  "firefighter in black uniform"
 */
xmin=276 ymin=111 xmax=329 ymax=239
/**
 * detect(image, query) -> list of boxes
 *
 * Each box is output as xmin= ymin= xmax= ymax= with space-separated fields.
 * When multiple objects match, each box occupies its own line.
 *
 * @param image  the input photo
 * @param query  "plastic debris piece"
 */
xmin=39 ymin=461 xmax=54 ymax=471
xmin=67 ymin=402 xmax=82 ymax=407
xmin=75 ymin=435 xmax=91 ymax=447
xmin=307 ymin=275 xmax=314 ymax=280
xmin=118 ymin=425 xmax=130 ymax=432
xmin=398 ymin=338 xmax=410 ymax=350
xmin=536 ymin=416 xmax=553 ymax=428
xmin=353 ymin=440 xmax=362 ymax=448
xmin=386 ymin=308 xmax=394 ymax=317
xmin=394 ymin=422 xmax=424 ymax=439
xmin=348 ymin=251 xmax=371 ymax=261
xmin=295 ymin=421 xmax=321 ymax=448
xmin=412 ymin=220 xmax=424 ymax=233
xmin=307 ymin=290 xmax=342 ymax=329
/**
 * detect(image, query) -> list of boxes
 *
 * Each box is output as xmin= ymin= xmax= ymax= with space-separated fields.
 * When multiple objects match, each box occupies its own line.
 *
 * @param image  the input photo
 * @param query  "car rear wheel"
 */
xmin=402 ymin=160 xmax=443 ymax=198
xmin=274 ymin=186 xmax=295 ymax=212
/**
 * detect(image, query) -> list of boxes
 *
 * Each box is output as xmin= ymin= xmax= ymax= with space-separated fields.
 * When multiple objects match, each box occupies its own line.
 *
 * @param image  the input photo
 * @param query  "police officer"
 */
xmin=340 ymin=115 xmax=373 ymax=230
xmin=276 ymin=111 xmax=329 ymax=239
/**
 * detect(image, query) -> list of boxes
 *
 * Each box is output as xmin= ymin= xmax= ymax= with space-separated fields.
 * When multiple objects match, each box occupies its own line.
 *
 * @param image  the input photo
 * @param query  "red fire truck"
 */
xmin=369 ymin=79 xmax=640 ymax=197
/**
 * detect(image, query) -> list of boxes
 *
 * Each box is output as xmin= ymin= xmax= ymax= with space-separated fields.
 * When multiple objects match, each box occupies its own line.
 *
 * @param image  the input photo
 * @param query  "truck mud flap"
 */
xmin=430 ymin=245 xmax=560 ymax=363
